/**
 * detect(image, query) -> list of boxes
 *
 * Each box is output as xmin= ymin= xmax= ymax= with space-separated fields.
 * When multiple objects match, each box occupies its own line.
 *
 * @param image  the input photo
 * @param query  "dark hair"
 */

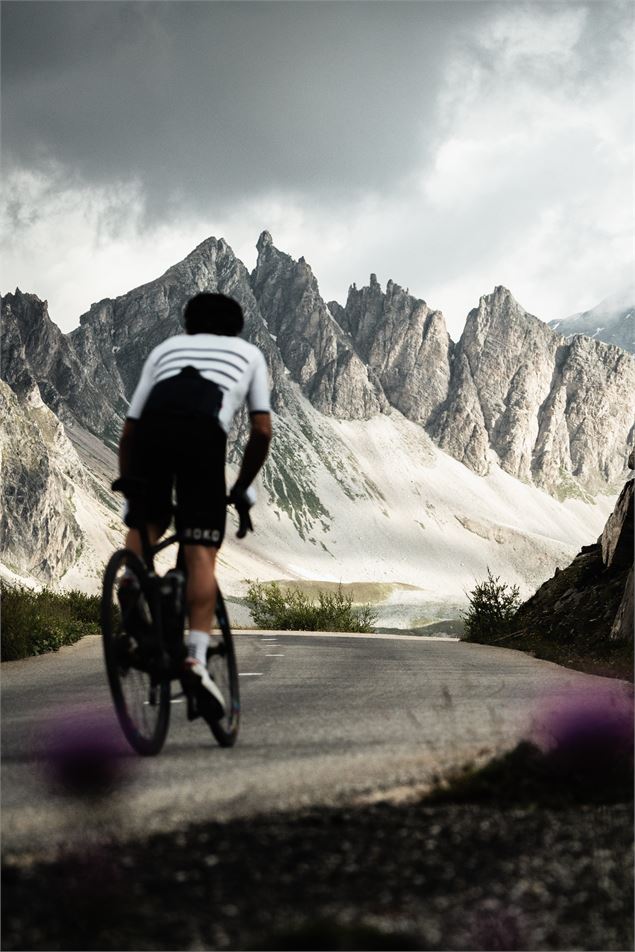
xmin=183 ymin=292 xmax=244 ymax=336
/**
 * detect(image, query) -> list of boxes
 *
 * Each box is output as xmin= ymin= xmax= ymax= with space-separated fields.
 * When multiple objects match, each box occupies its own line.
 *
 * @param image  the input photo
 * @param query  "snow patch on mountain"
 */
xmin=214 ymin=407 xmax=614 ymax=615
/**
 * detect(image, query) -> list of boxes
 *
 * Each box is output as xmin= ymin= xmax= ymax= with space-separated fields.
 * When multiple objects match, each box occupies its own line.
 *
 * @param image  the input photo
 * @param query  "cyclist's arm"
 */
xmin=234 ymin=350 xmax=272 ymax=490
xmin=234 ymin=412 xmax=272 ymax=490
xmin=118 ymin=348 xmax=158 ymax=476
xmin=118 ymin=419 xmax=137 ymax=477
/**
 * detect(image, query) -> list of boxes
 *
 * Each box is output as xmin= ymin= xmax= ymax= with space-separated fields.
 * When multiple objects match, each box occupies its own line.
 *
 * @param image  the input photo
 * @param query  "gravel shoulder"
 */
xmin=2 ymin=797 xmax=632 ymax=951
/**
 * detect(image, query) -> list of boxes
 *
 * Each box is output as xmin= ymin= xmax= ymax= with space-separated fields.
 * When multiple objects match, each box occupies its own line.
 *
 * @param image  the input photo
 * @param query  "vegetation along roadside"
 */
xmin=0 ymin=584 xmax=101 ymax=661
xmin=245 ymin=580 xmax=378 ymax=633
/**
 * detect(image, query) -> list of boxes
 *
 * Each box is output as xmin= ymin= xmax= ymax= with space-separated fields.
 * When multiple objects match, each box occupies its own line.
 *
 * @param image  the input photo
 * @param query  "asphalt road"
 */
xmin=1 ymin=631 xmax=624 ymax=859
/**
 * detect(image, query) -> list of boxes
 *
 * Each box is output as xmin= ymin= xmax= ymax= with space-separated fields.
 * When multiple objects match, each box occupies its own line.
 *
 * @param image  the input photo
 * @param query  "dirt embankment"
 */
xmin=500 ymin=476 xmax=633 ymax=679
xmin=3 ymin=798 xmax=632 ymax=952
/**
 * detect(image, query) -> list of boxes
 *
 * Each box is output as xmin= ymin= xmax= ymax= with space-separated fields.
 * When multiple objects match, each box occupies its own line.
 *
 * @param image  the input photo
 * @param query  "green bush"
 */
xmin=1 ymin=584 xmax=101 ymax=661
xmin=245 ymin=581 xmax=378 ymax=633
xmin=462 ymin=569 xmax=521 ymax=644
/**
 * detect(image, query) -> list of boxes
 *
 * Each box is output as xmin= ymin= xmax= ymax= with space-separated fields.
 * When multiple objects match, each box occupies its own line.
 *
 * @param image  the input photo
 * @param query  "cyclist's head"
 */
xmin=183 ymin=293 xmax=244 ymax=336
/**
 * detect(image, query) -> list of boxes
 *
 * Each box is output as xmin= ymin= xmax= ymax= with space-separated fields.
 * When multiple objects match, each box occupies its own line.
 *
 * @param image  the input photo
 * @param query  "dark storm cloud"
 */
xmin=1 ymin=1 xmax=483 ymax=219
xmin=3 ymin=1 xmax=631 ymax=336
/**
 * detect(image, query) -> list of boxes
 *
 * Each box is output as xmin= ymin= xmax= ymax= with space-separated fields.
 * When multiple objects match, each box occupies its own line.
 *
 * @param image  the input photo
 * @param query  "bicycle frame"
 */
xmin=106 ymin=479 xmax=242 ymax=748
xmin=138 ymin=522 xmax=181 ymax=575
xmin=112 ymin=476 xmax=249 ymax=673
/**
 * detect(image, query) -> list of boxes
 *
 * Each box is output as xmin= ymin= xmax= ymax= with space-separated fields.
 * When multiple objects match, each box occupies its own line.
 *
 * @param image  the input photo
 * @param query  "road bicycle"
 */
xmin=101 ymin=477 xmax=247 ymax=756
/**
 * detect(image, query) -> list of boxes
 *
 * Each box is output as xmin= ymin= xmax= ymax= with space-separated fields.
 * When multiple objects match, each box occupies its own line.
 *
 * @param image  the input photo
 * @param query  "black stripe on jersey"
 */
xmin=155 ymin=352 xmax=245 ymax=375
xmin=154 ymin=360 xmax=240 ymax=383
xmin=155 ymin=347 xmax=249 ymax=368
xmin=153 ymin=368 xmax=229 ymax=390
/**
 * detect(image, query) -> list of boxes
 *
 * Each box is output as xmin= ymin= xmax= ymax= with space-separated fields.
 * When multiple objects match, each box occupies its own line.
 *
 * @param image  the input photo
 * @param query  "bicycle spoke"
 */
xmin=101 ymin=550 xmax=170 ymax=756
xmin=208 ymin=590 xmax=240 ymax=747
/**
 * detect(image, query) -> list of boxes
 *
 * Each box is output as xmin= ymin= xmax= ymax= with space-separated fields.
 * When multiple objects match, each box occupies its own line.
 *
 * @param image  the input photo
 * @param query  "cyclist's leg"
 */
xmin=183 ymin=544 xmax=218 ymax=633
xmin=175 ymin=422 xmax=227 ymax=663
xmin=180 ymin=544 xmax=226 ymax=718
xmin=123 ymin=416 xmax=173 ymax=556
xmin=179 ymin=528 xmax=225 ymax=665
xmin=124 ymin=522 xmax=169 ymax=558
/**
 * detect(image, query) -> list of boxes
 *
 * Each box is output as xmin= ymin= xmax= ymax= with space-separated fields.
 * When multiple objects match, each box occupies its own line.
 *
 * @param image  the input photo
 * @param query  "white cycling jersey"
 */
xmin=126 ymin=333 xmax=271 ymax=435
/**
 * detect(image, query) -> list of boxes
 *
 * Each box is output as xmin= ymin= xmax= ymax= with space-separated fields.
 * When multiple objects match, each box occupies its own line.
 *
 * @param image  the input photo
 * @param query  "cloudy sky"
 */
xmin=2 ymin=1 xmax=633 ymax=338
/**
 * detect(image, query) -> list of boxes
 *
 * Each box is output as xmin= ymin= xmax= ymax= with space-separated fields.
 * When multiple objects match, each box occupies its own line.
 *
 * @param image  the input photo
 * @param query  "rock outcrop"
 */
xmin=0 ymin=381 xmax=83 ymax=581
xmin=331 ymin=276 xmax=452 ymax=428
xmin=507 ymin=464 xmax=634 ymax=674
xmin=1 ymin=291 xmax=124 ymax=445
xmin=432 ymin=287 xmax=635 ymax=494
xmin=250 ymin=232 xmax=387 ymax=419
xmin=611 ymin=568 xmax=634 ymax=642
xmin=601 ymin=479 xmax=634 ymax=570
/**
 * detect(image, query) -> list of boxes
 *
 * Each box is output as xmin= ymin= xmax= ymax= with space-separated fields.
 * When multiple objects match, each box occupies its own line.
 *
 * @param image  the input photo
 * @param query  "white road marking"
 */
xmin=239 ymin=630 xmax=460 ymax=643
xmin=266 ymin=653 xmax=285 ymax=657
xmin=239 ymin=672 xmax=263 ymax=677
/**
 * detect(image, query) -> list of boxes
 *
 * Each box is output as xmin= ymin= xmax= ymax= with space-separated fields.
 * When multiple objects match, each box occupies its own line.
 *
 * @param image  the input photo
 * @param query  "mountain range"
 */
xmin=2 ymin=233 xmax=633 ymax=624
xmin=549 ymin=291 xmax=635 ymax=354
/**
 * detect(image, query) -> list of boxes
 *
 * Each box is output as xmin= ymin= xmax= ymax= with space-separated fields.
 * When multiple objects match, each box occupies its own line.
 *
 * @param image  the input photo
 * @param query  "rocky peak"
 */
xmin=334 ymin=278 xmax=453 ymax=428
xmin=250 ymin=234 xmax=387 ymax=419
xmin=433 ymin=288 xmax=561 ymax=478
xmin=1 ymin=290 xmax=124 ymax=443
xmin=434 ymin=288 xmax=635 ymax=493
xmin=1 ymin=239 xmax=282 ymax=447
xmin=468 ymin=286 xmax=550 ymax=340
xmin=1 ymin=291 xmax=40 ymax=397
xmin=3 ymin=290 xmax=61 ymax=380
xmin=60 ymin=237 xmax=318 ymax=450
xmin=256 ymin=229 xmax=273 ymax=252
xmin=70 ymin=235 xmax=267 ymax=407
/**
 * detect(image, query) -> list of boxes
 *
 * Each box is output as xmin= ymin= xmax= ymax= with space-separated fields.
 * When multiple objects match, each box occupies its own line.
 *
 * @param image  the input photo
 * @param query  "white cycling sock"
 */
xmin=187 ymin=629 xmax=210 ymax=665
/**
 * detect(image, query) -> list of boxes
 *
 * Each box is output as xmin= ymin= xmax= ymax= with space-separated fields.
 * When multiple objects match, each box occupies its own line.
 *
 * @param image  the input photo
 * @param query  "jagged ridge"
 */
xmin=1 ymin=233 xmax=634 ymax=598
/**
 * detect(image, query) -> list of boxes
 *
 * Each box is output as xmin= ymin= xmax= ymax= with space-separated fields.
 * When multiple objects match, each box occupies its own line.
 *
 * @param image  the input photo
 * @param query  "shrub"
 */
xmin=245 ymin=581 xmax=378 ymax=633
xmin=1 ymin=584 xmax=101 ymax=661
xmin=462 ymin=569 xmax=521 ymax=644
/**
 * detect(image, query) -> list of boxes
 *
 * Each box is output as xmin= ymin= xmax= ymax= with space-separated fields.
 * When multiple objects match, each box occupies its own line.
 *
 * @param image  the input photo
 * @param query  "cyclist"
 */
xmin=117 ymin=292 xmax=272 ymax=722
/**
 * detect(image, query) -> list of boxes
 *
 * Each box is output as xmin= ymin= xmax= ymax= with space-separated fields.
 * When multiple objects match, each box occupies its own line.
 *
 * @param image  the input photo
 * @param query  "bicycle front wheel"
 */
xmin=101 ymin=549 xmax=171 ymax=756
xmin=207 ymin=589 xmax=240 ymax=747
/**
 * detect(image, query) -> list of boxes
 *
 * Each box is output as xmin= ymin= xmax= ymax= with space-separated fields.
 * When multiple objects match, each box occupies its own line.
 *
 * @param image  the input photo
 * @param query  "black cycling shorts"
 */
xmin=125 ymin=411 xmax=227 ymax=548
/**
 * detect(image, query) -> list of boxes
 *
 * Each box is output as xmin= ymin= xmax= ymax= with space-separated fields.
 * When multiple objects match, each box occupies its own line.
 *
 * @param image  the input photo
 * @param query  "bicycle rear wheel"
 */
xmin=207 ymin=589 xmax=240 ymax=747
xmin=101 ymin=549 xmax=171 ymax=756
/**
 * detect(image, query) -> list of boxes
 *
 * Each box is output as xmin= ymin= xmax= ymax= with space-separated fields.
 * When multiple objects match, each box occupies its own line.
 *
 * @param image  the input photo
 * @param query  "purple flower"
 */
xmin=43 ymin=705 xmax=133 ymax=799
xmin=531 ymin=684 xmax=633 ymax=783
